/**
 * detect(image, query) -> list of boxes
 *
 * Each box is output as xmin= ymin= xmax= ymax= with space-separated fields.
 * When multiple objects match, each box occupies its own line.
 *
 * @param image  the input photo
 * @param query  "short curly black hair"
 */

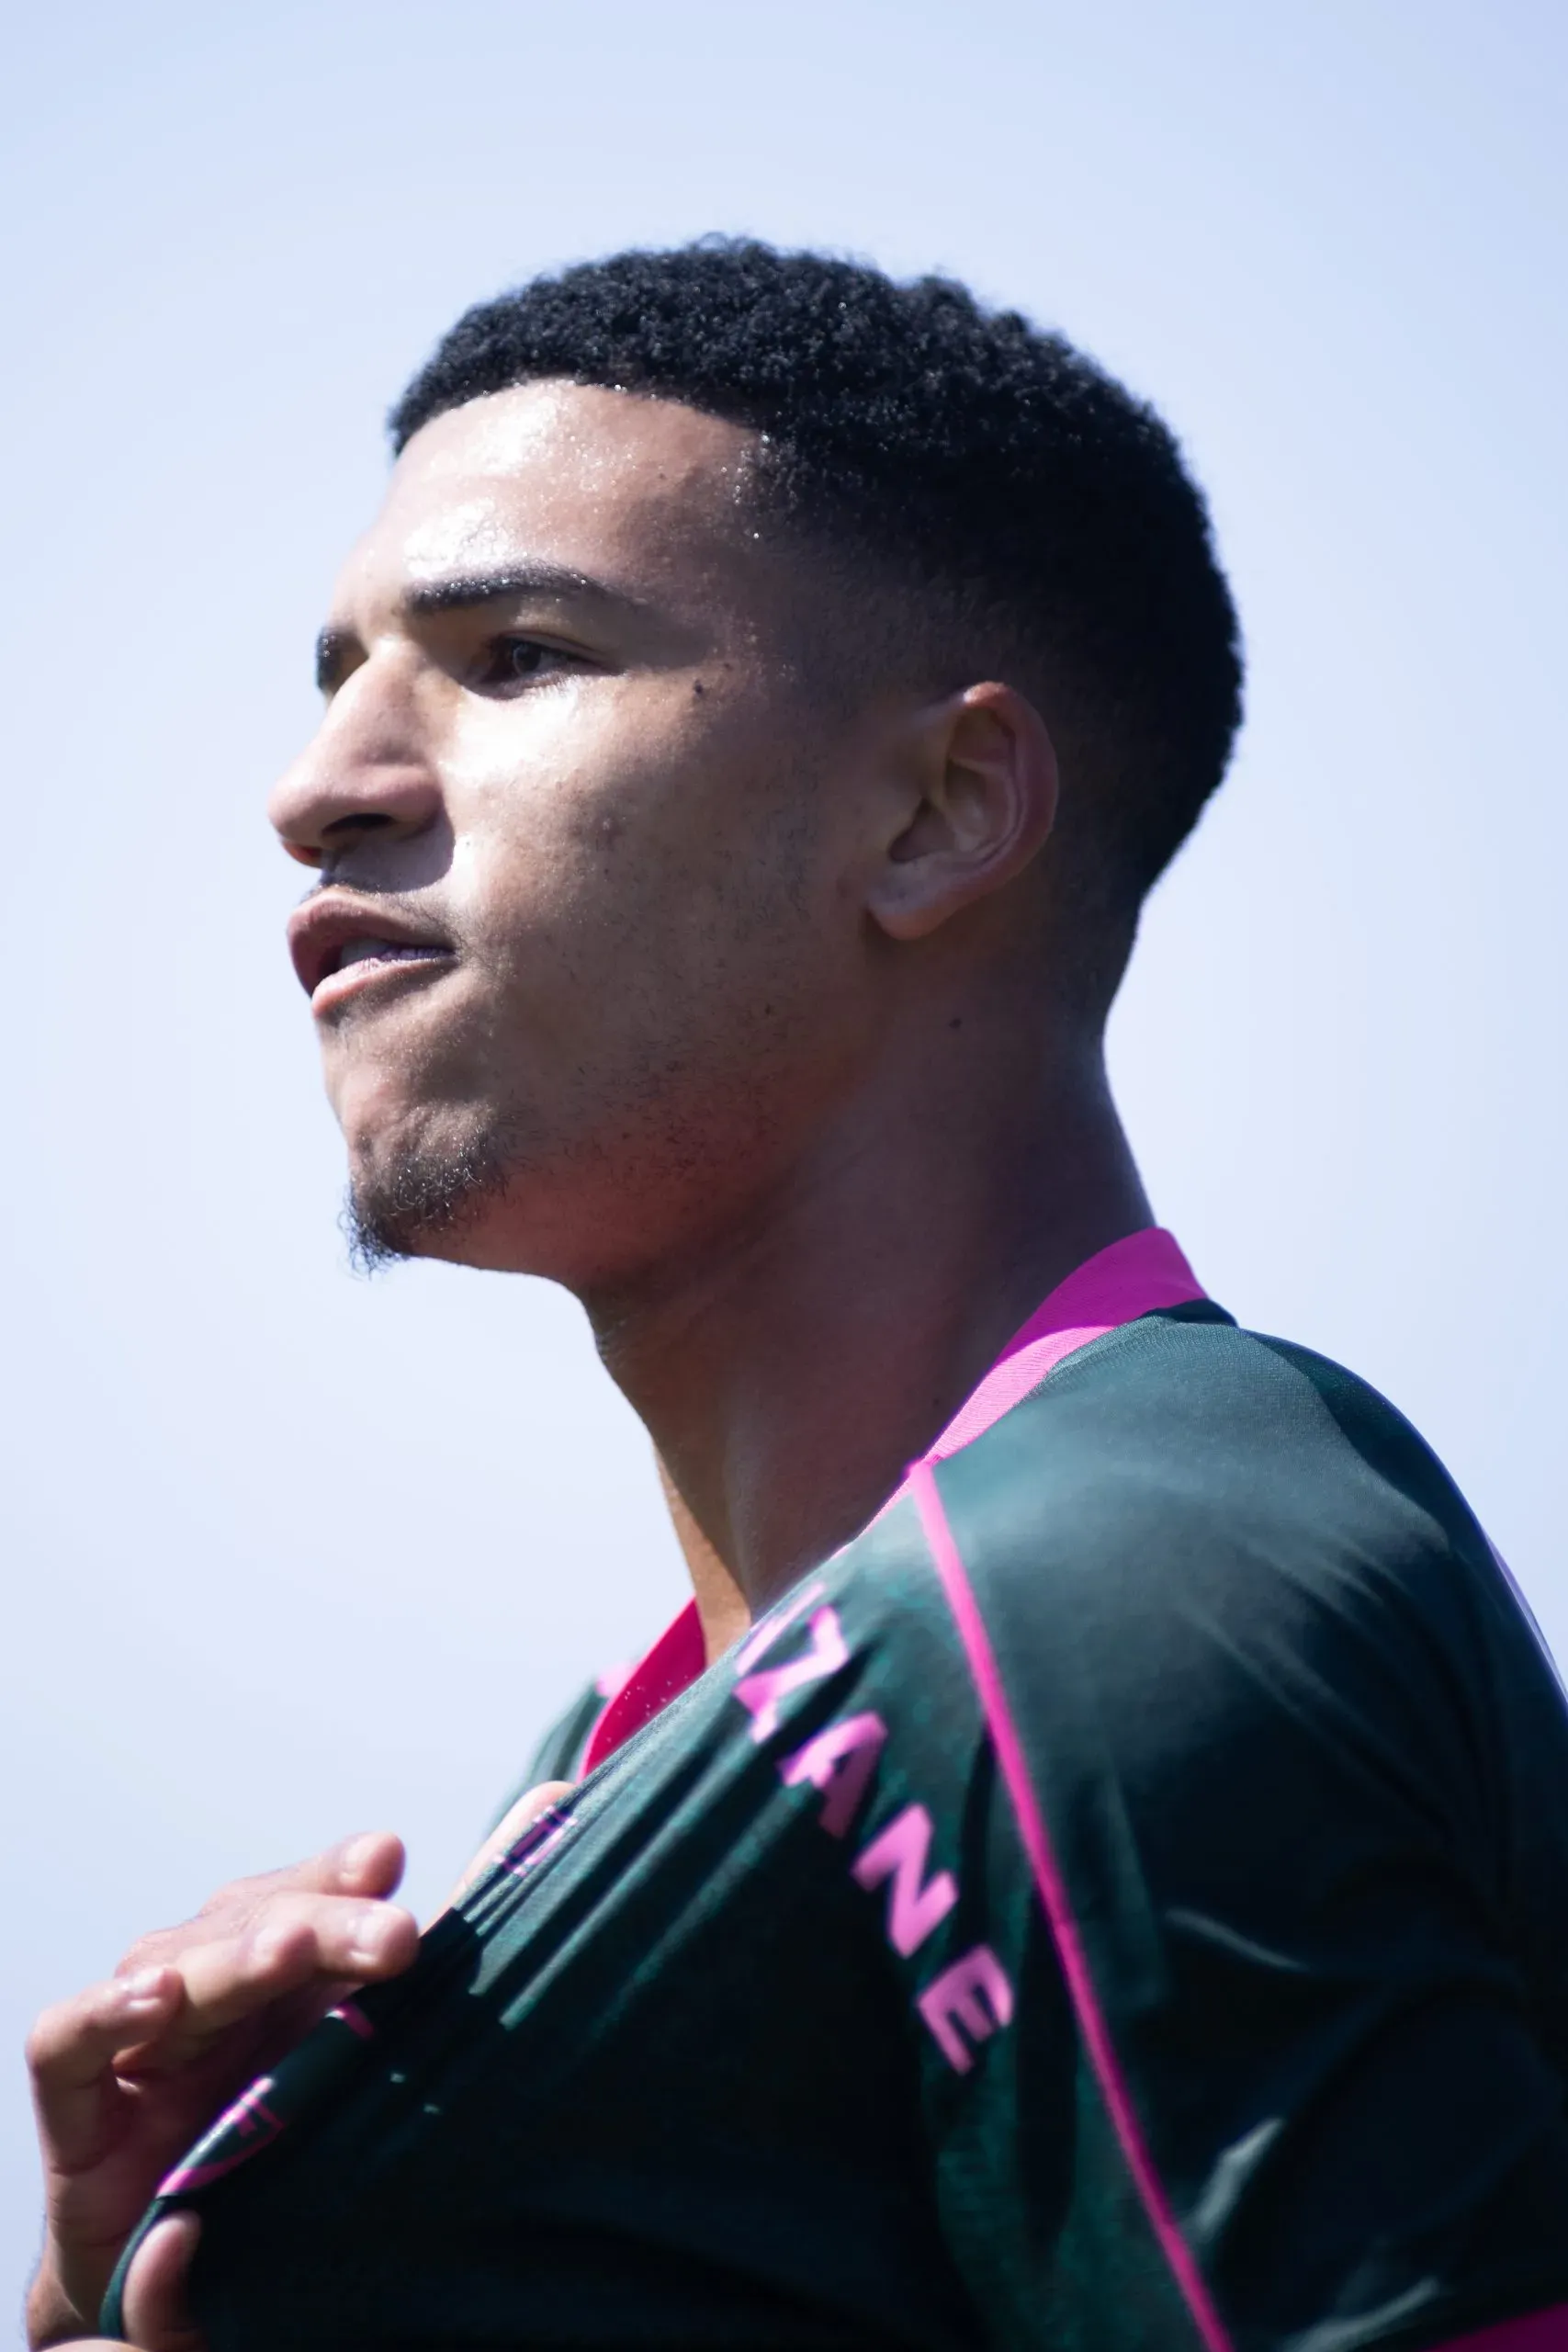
xmin=392 ymin=240 xmax=1243 ymax=956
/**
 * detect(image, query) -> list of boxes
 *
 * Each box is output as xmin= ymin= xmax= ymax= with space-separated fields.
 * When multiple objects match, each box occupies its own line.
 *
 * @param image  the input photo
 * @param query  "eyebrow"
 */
xmin=403 ymin=560 xmax=636 ymax=616
xmin=314 ymin=561 xmax=647 ymax=691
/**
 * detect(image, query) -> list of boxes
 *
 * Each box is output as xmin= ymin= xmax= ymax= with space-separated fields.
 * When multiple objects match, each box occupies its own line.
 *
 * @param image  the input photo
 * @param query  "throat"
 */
xmin=590 ymin=1057 xmax=1154 ymax=1633
xmin=656 ymin=1460 xmax=753 ymax=1665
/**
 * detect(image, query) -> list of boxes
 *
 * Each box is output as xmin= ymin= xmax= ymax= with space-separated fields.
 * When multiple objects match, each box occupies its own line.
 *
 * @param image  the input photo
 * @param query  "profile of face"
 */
xmin=269 ymin=382 xmax=1054 ymax=1295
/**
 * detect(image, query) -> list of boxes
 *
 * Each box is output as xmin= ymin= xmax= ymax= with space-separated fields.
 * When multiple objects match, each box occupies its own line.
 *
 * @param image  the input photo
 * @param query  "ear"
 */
xmin=865 ymin=682 xmax=1059 ymax=944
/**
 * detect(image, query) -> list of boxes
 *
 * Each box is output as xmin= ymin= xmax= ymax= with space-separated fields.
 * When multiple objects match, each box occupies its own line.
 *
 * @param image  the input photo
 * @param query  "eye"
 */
xmin=470 ymin=635 xmax=574 ymax=695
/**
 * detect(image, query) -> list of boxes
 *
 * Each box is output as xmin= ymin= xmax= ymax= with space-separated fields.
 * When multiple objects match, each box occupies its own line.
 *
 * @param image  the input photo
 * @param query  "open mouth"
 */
xmin=329 ymin=939 xmax=450 ymax=979
xmin=288 ymin=895 xmax=457 ymax=1008
xmin=310 ymin=937 xmax=455 ymax=1010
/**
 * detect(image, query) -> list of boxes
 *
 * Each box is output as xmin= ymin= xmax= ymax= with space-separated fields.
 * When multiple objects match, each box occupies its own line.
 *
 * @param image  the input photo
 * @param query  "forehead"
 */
xmin=337 ymin=379 xmax=765 ymax=612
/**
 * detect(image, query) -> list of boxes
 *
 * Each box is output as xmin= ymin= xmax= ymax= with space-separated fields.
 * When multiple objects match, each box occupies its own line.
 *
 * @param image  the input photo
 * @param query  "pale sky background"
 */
xmin=2 ymin=0 xmax=1563 ymax=2324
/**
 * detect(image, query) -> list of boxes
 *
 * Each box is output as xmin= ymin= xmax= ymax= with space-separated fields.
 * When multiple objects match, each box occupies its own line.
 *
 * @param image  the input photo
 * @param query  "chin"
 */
xmin=338 ymin=1083 xmax=514 ymax=1266
xmin=335 ymin=1064 xmax=736 ymax=1291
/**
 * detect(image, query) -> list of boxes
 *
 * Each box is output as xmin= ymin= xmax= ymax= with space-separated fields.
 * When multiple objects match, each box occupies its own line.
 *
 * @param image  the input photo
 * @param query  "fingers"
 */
xmin=28 ymin=1969 xmax=183 ymax=2168
xmin=183 ymin=1892 xmax=416 ymax=2005
xmin=268 ymin=1827 xmax=406 ymax=1904
xmin=123 ymin=1831 xmax=407 ymax=1973
xmin=124 ymin=1894 xmax=418 ymax=2075
xmin=122 ymin=2211 xmax=206 ymax=2352
xmin=29 ymin=1836 xmax=419 ymax=2159
xmin=117 ymin=1830 xmax=405 ymax=1973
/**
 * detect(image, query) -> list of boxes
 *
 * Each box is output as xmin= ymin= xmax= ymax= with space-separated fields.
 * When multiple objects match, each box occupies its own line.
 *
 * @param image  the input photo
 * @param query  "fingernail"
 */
xmin=348 ymin=1909 xmax=400 ymax=1968
xmin=120 ymin=1966 xmax=169 ymax=2004
xmin=341 ymin=1833 xmax=383 ymax=1882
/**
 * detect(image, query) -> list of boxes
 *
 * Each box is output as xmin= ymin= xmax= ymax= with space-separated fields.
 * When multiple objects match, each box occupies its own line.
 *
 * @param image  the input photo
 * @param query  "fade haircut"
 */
xmin=391 ymin=240 xmax=1243 ymax=990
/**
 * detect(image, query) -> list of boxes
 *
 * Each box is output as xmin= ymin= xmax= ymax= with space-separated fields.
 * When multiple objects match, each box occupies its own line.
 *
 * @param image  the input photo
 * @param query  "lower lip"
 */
xmin=310 ymin=950 xmax=455 ymax=1017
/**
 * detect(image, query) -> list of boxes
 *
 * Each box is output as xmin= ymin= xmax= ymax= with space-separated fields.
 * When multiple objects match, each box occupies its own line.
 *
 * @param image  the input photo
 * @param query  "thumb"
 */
xmin=120 ymin=2211 xmax=206 ymax=2352
xmin=442 ymin=1779 xmax=575 ymax=1911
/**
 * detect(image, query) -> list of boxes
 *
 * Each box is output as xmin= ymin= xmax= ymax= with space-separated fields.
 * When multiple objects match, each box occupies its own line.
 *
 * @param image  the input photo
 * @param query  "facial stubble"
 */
xmin=342 ymin=1123 xmax=523 ymax=1273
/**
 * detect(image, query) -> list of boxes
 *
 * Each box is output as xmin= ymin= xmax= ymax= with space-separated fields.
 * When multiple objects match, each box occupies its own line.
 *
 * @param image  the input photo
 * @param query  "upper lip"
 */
xmin=288 ymin=893 xmax=453 ymax=998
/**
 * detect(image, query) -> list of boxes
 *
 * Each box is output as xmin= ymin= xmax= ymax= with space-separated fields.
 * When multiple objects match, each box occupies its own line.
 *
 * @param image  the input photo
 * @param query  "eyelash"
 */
xmin=316 ymin=633 xmax=582 ymax=704
xmin=471 ymin=635 xmax=576 ymax=695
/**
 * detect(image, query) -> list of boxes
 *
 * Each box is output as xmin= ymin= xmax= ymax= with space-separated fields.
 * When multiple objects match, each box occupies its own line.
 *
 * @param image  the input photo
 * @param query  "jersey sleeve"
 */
xmin=913 ymin=1316 xmax=1568 ymax=2352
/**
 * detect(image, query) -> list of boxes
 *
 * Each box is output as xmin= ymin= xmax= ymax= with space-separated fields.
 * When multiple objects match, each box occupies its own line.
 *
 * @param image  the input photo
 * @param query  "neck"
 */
xmin=583 ymin=1023 xmax=1151 ymax=1661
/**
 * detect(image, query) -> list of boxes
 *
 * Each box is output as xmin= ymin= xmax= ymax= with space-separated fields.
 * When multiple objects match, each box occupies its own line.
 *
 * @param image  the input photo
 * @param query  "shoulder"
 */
xmin=928 ymin=1306 xmax=1566 ymax=1808
xmin=940 ymin=1302 xmax=1496 ymax=1614
xmin=916 ymin=1313 xmax=1568 ymax=2348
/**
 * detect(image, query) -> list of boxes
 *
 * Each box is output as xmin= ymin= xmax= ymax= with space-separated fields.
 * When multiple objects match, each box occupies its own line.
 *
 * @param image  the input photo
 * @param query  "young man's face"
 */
xmin=270 ymin=381 xmax=889 ymax=1290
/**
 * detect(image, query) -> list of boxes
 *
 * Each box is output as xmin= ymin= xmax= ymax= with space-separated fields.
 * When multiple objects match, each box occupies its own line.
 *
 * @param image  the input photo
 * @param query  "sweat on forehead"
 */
xmin=316 ymin=383 xmax=803 ymax=700
xmin=391 ymin=383 xmax=761 ymax=551
xmin=319 ymin=383 xmax=774 ymax=642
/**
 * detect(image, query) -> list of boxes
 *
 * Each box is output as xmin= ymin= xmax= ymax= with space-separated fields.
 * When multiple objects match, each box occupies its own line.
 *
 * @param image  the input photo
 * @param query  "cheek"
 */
xmin=450 ymin=686 xmax=673 ymax=932
xmin=446 ymin=707 xmax=700 ymax=982
xmin=485 ymin=811 xmax=815 ymax=1045
xmin=446 ymin=687 xmax=861 ymax=1091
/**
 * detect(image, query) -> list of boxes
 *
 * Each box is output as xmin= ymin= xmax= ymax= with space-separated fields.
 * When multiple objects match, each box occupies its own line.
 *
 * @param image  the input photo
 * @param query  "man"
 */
xmin=27 ymin=242 xmax=1568 ymax=2351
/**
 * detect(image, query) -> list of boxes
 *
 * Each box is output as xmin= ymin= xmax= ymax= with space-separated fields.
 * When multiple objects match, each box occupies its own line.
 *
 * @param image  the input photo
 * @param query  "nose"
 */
xmin=268 ymin=657 xmax=444 ymax=870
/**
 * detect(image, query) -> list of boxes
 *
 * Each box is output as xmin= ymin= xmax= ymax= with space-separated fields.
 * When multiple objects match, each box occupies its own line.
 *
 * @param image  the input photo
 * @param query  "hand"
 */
xmin=26 ymin=1832 xmax=418 ymax=2348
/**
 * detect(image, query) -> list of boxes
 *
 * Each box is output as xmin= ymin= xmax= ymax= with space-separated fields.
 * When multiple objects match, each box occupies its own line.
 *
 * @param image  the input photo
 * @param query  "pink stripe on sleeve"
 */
xmin=910 ymin=1457 xmax=1234 ymax=2352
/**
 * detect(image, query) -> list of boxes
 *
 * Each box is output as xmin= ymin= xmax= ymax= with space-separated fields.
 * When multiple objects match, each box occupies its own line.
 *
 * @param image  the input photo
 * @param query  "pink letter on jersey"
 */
xmin=732 ymin=1580 xmax=827 ymax=1676
xmin=917 ymin=1945 xmax=1015 ymax=2073
xmin=734 ymin=1606 xmax=849 ymax=1742
xmin=780 ymin=1711 xmax=888 ymax=1837
xmin=852 ymin=1803 xmax=958 ymax=1956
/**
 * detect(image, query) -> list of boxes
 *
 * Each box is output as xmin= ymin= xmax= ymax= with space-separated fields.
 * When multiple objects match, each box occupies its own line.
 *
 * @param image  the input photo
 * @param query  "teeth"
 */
xmin=336 ymin=939 xmax=437 ymax=971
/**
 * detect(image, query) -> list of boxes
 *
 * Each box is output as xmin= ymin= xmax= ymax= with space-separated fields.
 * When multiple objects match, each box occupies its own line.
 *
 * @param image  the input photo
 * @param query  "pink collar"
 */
xmin=581 ymin=1227 xmax=1206 ymax=1772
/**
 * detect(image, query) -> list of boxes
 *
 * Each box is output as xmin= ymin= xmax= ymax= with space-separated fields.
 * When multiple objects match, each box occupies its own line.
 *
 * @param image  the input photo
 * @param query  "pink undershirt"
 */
xmin=581 ymin=1226 xmax=1205 ymax=1774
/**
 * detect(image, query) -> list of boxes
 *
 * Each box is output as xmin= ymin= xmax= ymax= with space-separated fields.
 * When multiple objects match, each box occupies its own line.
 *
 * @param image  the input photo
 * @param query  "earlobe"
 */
xmin=868 ymin=683 xmax=1058 ymax=944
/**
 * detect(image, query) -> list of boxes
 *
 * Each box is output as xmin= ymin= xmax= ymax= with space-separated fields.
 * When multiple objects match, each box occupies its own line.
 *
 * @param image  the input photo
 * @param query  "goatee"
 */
xmin=343 ymin=1132 xmax=515 ymax=1273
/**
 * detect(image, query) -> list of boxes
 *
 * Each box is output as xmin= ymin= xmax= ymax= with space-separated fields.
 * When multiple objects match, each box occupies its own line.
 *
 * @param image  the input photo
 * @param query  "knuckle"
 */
xmin=248 ymin=1890 xmax=310 ymax=1945
xmin=192 ymin=1854 xmax=318 ymax=1927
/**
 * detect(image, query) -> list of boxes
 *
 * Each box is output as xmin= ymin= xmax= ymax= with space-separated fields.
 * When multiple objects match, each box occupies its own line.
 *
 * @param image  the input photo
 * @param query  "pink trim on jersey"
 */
xmin=579 ymin=1227 xmax=1203 ymax=1771
xmin=1431 ymin=2311 xmax=1568 ymax=2351
xmin=909 ymin=1458 xmax=1233 ymax=2352
xmin=921 ymin=1226 xmax=1204 ymax=1464
xmin=327 ymin=1999 xmax=375 ymax=2041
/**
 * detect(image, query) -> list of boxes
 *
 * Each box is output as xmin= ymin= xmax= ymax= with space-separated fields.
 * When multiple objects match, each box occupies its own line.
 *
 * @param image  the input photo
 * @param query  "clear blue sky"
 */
xmin=2 ymin=0 xmax=1563 ymax=2320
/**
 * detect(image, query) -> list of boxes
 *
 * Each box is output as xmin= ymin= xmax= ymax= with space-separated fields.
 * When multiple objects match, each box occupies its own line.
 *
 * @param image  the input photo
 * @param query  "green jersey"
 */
xmin=106 ymin=1232 xmax=1568 ymax=2350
